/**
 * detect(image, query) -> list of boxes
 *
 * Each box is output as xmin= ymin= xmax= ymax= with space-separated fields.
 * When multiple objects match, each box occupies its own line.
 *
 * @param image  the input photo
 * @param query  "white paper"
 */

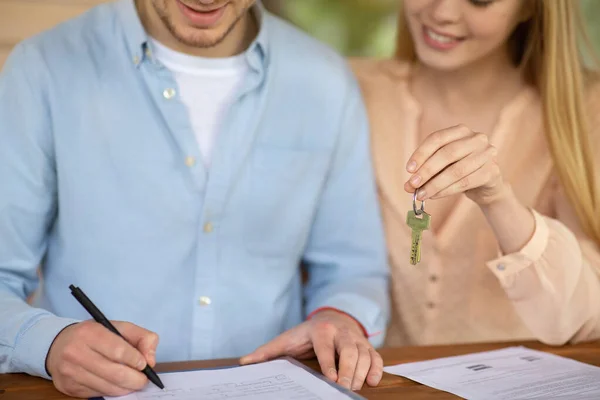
xmin=105 ymin=359 xmax=358 ymax=400
xmin=383 ymin=346 xmax=600 ymax=400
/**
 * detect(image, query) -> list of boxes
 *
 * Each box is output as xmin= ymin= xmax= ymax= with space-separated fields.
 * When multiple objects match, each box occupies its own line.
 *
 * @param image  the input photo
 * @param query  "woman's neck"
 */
xmin=411 ymin=50 xmax=526 ymax=117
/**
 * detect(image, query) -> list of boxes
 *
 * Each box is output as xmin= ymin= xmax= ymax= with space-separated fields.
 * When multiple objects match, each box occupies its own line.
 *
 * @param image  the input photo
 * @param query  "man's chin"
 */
xmin=171 ymin=28 xmax=229 ymax=48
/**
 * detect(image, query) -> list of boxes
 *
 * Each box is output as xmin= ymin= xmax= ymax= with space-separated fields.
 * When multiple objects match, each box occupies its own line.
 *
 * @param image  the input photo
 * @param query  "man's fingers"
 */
xmin=87 ymin=324 xmax=146 ymax=371
xmin=350 ymin=345 xmax=372 ymax=391
xmin=366 ymin=348 xmax=384 ymax=387
xmin=335 ymin=335 xmax=359 ymax=390
xmin=54 ymin=360 xmax=131 ymax=398
xmin=53 ymin=378 xmax=100 ymax=400
xmin=113 ymin=321 xmax=159 ymax=367
xmin=62 ymin=342 xmax=148 ymax=392
xmin=295 ymin=349 xmax=316 ymax=360
xmin=406 ymin=125 xmax=474 ymax=173
xmin=46 ymin=320 xmax=158 ymax=398
xmin=312 ymin=333 xmax=338 ymax=382
xmin=87 ymin=346 xmax=149 ymax=391
xmin=239 ymin=330 xmax=296 ymax=365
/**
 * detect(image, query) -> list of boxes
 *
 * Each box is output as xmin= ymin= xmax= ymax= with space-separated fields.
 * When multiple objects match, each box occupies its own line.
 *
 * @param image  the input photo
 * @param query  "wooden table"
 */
xmin=1 ymin=340 xmax=599 ymax=400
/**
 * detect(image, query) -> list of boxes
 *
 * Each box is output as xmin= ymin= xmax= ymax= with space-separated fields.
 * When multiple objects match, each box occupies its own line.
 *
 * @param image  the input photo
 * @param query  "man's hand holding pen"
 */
xmin=45 ymin=320 xmax=159 ymax=398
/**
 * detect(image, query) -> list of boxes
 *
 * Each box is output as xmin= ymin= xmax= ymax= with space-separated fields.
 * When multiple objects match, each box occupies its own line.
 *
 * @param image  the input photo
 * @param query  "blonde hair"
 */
xmin=396 ymin=0 xmax=600 ymax=244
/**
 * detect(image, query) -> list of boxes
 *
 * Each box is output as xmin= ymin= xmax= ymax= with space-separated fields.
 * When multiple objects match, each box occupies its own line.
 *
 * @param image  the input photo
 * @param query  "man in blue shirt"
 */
xmin=0 ymin=0 xmax=389 ymax=397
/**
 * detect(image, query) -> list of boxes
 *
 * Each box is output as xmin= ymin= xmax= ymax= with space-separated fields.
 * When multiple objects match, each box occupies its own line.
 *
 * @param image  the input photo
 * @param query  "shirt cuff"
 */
xmin=12 ymin=315 xmax=80 ymax=380
xmin=486 ymin=208 xmax=550 ymax=287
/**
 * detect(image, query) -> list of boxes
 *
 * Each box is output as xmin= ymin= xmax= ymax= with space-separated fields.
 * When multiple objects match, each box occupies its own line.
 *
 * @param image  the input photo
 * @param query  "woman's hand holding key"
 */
xmin=404 ymin=124 xmax=536 ymax=258
xmin=404 ymin=124 xmax=505 ymax=206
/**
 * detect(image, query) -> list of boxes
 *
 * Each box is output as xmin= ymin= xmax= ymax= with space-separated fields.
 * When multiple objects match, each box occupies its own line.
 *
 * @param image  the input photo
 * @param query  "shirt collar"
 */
xmin=115 ymin=0 xmax=270 ymax=70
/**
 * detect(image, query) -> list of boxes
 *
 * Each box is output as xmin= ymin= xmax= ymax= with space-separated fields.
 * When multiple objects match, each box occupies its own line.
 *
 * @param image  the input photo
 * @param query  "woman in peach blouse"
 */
xmin=352 ymin=0 xmax=600 ymax=347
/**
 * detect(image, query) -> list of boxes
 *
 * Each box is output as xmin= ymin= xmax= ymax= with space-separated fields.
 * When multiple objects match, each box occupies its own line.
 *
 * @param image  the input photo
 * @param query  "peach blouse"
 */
xmin=351 ymin=59 xmax=600 ymax=347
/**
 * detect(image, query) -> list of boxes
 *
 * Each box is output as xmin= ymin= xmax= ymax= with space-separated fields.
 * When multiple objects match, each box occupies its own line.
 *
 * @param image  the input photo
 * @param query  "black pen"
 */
xmin=69 ymin=284 xmax=165 ymax=390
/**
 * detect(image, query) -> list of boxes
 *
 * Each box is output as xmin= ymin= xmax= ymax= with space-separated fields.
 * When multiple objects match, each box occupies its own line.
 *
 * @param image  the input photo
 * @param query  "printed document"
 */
xmin=104 ymin=358 xmax=363 ymax=400
xmin=384 ymin=346 xmax=600 ymax=399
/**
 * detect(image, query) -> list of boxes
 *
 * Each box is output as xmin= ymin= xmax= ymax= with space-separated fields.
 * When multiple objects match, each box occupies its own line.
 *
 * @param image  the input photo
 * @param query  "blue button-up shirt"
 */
xmin=0 ymin=0 xmax=389 ymax=379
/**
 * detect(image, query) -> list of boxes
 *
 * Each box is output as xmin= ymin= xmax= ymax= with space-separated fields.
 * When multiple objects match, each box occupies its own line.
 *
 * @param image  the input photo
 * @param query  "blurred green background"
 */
xmin=262 ymin=0 xmax=600 ymax=58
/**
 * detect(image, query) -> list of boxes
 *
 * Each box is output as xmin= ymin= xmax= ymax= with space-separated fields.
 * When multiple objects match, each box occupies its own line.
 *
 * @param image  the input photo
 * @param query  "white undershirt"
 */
xmin=150 ymin=38 xmax=249 ymax=168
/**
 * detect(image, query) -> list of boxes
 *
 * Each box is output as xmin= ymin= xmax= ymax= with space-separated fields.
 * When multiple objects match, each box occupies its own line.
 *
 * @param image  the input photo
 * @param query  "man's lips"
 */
xmin=176 ymin=0 xmax=227 ymax=27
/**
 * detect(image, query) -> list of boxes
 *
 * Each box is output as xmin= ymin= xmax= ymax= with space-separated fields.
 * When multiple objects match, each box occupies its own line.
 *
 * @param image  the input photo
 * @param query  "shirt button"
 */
xmin=203 ymin=222 xmax=214 ymax=233
xmin=497 ymin=264 xmax=506 ymax=271
xmin=133 ymin=55 xmax=140 ymax=65
xmin=163 ymin=88 xmax=176 ymax=99
xmin=184 ymin=156 xmax=196 ymax=167
xmin=198 ymin=296 xmax=212 ymax=306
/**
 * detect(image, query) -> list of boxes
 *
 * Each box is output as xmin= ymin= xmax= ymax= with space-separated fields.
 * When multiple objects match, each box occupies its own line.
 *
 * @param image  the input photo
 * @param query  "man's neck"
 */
xmin=135 ymin=0 xmax=258 ymax=58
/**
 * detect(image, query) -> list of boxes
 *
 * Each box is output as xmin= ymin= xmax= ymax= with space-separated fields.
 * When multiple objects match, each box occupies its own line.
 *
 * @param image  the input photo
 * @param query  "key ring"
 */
xmin=413 ymin=189 xmax=425 ymax=215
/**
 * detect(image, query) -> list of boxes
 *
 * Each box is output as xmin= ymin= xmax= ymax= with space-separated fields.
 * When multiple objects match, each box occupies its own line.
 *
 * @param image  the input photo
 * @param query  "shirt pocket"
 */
xmin=242 ymin=145 xmax=330 ymax=258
